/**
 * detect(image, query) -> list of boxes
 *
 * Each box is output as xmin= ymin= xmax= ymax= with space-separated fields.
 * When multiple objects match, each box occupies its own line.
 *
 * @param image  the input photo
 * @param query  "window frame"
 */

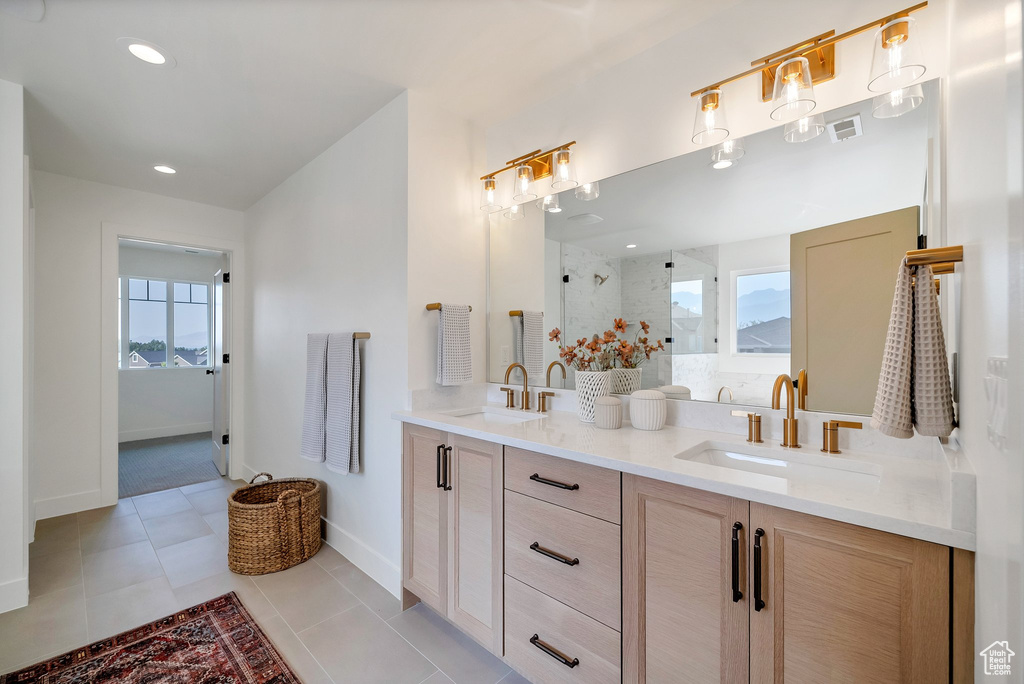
xmin=730 ymin=266 xmax=792 ymax=358
xmin=119 ymin=275 xmax=213 ymax=370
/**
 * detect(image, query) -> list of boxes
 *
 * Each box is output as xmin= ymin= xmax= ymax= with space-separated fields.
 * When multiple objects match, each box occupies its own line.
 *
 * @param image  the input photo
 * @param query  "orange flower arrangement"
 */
xmin=549 ymin=318 xmax=663 ymax=371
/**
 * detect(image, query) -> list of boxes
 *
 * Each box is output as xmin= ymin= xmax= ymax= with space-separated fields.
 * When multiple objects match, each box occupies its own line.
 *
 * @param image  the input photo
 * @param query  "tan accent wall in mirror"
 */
xmin=791 ymin=207 xmax=919 ymax=415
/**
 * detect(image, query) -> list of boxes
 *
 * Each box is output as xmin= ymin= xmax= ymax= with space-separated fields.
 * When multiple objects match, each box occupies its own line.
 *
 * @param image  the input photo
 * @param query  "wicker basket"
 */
xmin=228 ymin=473 xmax=322 ymax=575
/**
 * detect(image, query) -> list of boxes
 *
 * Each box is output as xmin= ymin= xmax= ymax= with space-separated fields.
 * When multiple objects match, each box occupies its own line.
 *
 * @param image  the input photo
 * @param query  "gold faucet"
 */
xmin=771 ymin=374 xmax=800 ymax=448
xmin=797 ymin=368 xmax=808 ymax=410
xmin=717 ymin=386 xmax=734 ymax=402
xmin=504 ymin=363 xmax=530 ymax=411
xmin=546 ymin=361 xmax=566 ymax=388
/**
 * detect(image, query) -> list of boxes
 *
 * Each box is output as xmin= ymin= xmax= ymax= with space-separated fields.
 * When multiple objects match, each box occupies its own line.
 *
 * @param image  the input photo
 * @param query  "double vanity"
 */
xmin=394 ymin=398 xmax=975 ymax=683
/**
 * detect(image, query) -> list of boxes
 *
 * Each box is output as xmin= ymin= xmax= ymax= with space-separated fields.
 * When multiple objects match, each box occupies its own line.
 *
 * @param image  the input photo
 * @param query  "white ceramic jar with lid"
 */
xmin=630 ymin=389 xmax=667 ymax=430
xmin=594 ymin=395 xmax=623 ymax=429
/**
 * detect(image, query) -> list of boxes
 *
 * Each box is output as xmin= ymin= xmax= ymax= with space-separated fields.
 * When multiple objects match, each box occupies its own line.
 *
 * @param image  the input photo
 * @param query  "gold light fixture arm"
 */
xmin=690 ymin=2 xmax=927 ymax=98
xmin=480 ymin=141 xmax=577 ymax=182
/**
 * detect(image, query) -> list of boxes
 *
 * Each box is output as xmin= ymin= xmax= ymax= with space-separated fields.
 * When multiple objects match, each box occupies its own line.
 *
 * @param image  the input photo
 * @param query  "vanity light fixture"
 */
xmin=480 ymin=177 xmax=501 ymax=212
xmin=503 ymin=203 xmax=525 ymax=221
xmin=153 ymin=165 xmax=176 ymax=174
xmin=709 ymin=138 xmax=745 ymax=169
xmin=783 ymin=113 xmax=825 ymax=143
xmin=477 ymin=141 xmax=577 ymax=212
xmin=871 ymin=83 xmax=925 ymax=118
xmin=867 ymin=16 xmax=926 ymax=92
xmin=691 ymin=89 xmax=729 ymax=145
xmin=688 ymin=2 xmax=926 ymax=142
xmin=770 ymin=57 xmax=816 ymax=122
xmin=575 ymin=181 xmax=600 ymax=201
xmin=539 ymin=194 xmax=562 ymax=213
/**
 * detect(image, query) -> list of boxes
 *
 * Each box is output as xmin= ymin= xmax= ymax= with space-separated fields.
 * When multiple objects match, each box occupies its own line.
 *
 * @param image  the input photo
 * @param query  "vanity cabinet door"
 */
xmin=447 ymin=434 xmax=504 ymax=654
xmin=749 ymin=503 xmax=949 ymax=684
xmin=402 ymin=424 xmax=447 ymax=614
xmin=623 ymin=474 xmax=750 ymax=684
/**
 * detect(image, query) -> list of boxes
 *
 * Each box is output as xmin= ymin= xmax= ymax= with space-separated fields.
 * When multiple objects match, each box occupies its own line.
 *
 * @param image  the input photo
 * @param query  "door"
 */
xmin=749 ymin=503 xmax=949 ymax=683
xmin=447 ymin=434 xmax=503 ymax=654
xmin=623 ymin=474 xmax=750 ymax=684
xmin=790 ymin=207 xmax=919 ymax=414
xmin=402 ymin=424 xmax=447 ymax=614
xmin=211 ymin=269 xmax=229 ymax=475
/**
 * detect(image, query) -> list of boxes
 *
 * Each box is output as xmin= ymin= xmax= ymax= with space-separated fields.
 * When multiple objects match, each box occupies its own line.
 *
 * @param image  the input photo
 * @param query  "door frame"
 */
xmin=99 ymin=222 xmax=247 ymax=506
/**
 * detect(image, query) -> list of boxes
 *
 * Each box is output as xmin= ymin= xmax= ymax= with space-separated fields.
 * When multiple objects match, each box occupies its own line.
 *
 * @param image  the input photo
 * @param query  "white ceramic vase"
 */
xmin=612 ymin=367 xmax=643 ymax=394
xmin=574 ymin=370 xmax=612 ymax=423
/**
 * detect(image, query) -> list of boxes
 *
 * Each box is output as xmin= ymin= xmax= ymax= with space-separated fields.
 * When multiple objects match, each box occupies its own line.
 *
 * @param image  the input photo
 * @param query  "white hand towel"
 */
xmin=326 ymin=332 xmax=361 ymax=474
xmin=521 ymin=311 xmax=545 ymax=380
xmin=912 ymin=266 xmax=955 ymax=437
xmin=871 ymin=258 xmax=915 ymax=438
xmin=436 ymin=304 xmax=472 ymax=386
xmin=300 ymin=333 xmax=329 ymax=462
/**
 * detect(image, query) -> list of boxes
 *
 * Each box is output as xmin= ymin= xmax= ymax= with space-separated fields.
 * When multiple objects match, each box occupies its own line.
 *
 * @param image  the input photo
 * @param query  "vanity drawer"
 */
xmin=505 ymin=490 xmax=620 ymax=629
xmin=505 ymin=575 xmax=621 ymax=684
xmin=504 ymin=446 xmax=621 ymax=523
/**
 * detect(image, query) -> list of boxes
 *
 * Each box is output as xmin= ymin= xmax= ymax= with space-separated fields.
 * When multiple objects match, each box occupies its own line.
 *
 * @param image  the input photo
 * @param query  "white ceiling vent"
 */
xmin=567 ymin=213 xmax=604 ymax=225
xmin=826 ymin=114 xmax=864 ymax=143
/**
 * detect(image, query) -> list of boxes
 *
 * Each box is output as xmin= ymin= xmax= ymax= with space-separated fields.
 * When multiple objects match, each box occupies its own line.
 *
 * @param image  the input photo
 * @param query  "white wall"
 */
xmin=32 ymin=171 xmax=243 ymax=519
xmin=117 ymin=245 xmax=223 ymax=442
xmin=0 ymin=78 xmax=29 ymax=612
xmin=945 ymin=0 xmax=1023 ymax=673
xmin=244 ymin=93 xmax=410 ymax=596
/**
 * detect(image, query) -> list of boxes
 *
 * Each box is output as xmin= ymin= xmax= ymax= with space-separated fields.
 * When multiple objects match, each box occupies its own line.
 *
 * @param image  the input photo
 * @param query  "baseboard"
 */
xmin=239 ymin=465 xmax=402 ymax=598
xmin=35 ymin=488 xmax=104 ymax=520
xmin=0 ymin=576 xmax=28 ymax=614
xmin=322 ymin=518 xmax=402 ymax=599
xmin=118 ymin=422 xmax=213 ymax=443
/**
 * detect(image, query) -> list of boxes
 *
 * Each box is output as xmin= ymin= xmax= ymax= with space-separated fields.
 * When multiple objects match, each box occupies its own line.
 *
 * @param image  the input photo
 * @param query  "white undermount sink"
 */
xmin=439 ymin=406 xmax=544 ymax=425
xmin=676 ymin=440 xmax=882 ymax=489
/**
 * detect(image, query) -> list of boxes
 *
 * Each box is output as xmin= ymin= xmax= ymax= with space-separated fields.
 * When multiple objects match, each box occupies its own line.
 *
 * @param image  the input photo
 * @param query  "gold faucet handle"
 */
xmin=730 ymin=410 xmax=751 ymax=418
xmin=731 ymin=410 xmax=763 ymax=443
xmin=822 ymin=420 xmax=862 ymax=454
xmin=538 ymin=391 xmax=555 ymax=413
xmin=499 ymin=387 xmax=516 ymax=409
xmin=829 ymin=420 xmax=863 ymax=430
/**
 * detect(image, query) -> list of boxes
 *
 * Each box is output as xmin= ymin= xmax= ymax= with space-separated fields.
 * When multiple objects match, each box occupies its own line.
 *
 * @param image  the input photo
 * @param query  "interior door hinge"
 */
xmin=223 ymin=353 xmax=230 ymax=363
xmin=223 ymin=272 xmax=230 ymax=283
xmin=221 ymin=434 xmax=229 ymax=445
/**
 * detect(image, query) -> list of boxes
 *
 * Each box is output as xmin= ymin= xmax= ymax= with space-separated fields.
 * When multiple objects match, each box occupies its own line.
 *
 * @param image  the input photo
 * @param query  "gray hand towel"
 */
xmin=300 ymin=333 xmax=329 ymax=462
xmin=326 ymin=332 xmax=361 ymax=474
xmin=912 ymin=266 xmax=955 ymax=436
xmin=436 ymin=304 xmax=472 ymax=386
xmin=521 ymin=311 xmax=545 ymax=380
xmin=871 ymin=258 xmax=915 ymax=438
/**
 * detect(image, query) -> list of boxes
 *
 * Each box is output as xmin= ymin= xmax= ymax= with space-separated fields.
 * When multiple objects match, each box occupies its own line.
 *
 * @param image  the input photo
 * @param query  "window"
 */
xmin=671 ymin=279 xmax=704 ymax=353
xmin=122 ymin=278 xmax=210 ymax=368
xmin=735 ymin=271 xmax=791 ymax=354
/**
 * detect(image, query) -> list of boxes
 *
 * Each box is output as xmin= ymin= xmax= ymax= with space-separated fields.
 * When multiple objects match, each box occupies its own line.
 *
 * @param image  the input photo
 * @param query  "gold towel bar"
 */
xmin=426 ymin=303 xmax=472 ymax=312
xmin=906 ymin=245 xmax=963 ymax=268
xmin=509 ymin=310 xmax=523 ymax=317
xmin=353 ymin=332 xmax=371 ymax=340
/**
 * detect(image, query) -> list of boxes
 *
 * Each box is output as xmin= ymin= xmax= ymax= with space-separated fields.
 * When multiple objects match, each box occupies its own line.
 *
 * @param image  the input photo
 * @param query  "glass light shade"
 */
xmin=783 ymin=113 xmax=826 ymax=143
xmin=709 ymin=138 xmax=745 ymax=169
xmin=691 ymin=89 xmax=729 ymax=145
xmin=539 ymin=194 xmax=562 ymax=213
xmin=502 ymin=203 xmax=525 ymax=221
xmin=771 ymin=57 xmax=816 ymax=122
xmin=479 ymin=177 xmax=501 ymax=212
xmin=575 ymin=181 xmax=600 ymax=201
xmin=512 ymin=163 xmax=537 ymax=202
xmin=549 ymin=148 xmax=579 ymax=190
xmin=868 ymin=16 xmax=926 ymax=92
xmin=872 ymin=83 xmax=925 ymax=119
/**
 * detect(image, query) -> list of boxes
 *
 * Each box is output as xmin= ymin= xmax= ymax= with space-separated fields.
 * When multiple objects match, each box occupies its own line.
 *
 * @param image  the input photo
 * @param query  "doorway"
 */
xmin=115 ymin=239 xmax=231 ymax=498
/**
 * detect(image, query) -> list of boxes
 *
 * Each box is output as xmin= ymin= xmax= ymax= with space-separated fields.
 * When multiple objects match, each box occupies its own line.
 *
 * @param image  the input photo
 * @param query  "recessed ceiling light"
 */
xmin=626 ymin=244 xmax=637 ymax=249
xmin=153 ymin=165 xmax=176 ymax=174
xmin=116 ymin=37 xmax=176 ymax=68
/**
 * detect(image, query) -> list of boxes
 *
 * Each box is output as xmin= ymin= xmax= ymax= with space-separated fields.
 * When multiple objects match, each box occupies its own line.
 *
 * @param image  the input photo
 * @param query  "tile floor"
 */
xmin=2 ymin=477 xmax=530 ymax=684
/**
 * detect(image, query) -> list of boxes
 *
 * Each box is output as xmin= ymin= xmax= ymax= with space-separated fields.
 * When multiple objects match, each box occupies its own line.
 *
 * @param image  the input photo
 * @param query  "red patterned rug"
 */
xmin=0 ymin=592 xmax=298 ymax=684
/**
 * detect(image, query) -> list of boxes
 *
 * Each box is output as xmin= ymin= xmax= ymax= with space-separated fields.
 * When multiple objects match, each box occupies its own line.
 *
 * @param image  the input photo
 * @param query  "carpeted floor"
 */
xmin=118 ymin=432 xmax=222 ymax=498
xmin=0 ymin=592 xmax=298 ymax=684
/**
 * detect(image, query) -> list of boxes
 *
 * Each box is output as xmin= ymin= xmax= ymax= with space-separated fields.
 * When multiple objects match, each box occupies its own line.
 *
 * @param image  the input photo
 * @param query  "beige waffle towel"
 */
xmin=871 ymin=258 xmax=955 ymax=438
xmin=436 ymin=304 xmax=472 ymax=386
xmin=912 ymin=265 xmax=955 ymax=436
xmin=871 ymin=258 xmax=915 ymax=438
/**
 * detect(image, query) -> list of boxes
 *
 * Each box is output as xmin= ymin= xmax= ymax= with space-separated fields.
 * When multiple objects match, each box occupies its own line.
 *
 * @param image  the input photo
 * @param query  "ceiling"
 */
xmin=0 ymin=0 xmax=734 ymax=210
xmin=543 ymin=80 xmax=938 ymax=258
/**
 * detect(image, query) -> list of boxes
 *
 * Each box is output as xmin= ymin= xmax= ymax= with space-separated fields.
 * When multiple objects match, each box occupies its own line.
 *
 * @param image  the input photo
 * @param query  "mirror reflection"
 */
xmin=488 ymin=80 xmax=942 ymax=416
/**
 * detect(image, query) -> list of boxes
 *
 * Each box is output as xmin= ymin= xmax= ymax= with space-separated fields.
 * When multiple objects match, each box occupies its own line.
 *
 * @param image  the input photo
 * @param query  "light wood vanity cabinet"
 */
xmin=401 ymin=424 xmax=503 ymax=653
xmin=623 ymin=474 xmax=952 ymax=684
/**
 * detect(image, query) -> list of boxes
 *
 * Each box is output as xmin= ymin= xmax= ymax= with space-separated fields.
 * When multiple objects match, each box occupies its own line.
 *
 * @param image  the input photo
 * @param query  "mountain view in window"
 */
xmin=736 ymin=271 xmax=790 ymax=354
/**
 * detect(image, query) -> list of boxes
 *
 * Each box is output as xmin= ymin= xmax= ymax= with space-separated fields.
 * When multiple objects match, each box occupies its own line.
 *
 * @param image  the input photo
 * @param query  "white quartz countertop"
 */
xmin=393 ymin=406 xmax=975 ymax=550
